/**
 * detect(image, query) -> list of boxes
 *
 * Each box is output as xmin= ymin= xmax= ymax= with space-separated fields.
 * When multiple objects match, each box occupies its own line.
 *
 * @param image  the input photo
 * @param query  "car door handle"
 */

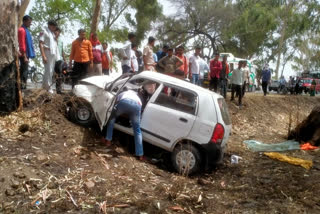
xmin=179 ymin=117 xmax=188 ymax=123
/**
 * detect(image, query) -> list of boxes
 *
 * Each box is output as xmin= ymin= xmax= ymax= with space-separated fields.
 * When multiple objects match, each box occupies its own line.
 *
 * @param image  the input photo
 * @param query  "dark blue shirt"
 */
xmin=262 ymin=69 xmax=271 ymax=82
xmin=156 ymin=51 xmax=167 ymax=61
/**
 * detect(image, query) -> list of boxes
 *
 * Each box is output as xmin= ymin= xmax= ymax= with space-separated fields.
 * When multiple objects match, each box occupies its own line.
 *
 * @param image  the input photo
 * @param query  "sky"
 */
xmin=26 ymin=0 xmax=296 ymax=79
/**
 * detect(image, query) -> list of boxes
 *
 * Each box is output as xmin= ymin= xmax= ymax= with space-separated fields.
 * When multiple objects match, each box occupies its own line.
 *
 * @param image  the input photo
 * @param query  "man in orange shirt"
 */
xmin=101 ymin=42 xmax=113 ymax=75
xmin=69 ymin=29 xmax=93 ymax=88
xmin=175 ymin=46 xmax=189 ymax=79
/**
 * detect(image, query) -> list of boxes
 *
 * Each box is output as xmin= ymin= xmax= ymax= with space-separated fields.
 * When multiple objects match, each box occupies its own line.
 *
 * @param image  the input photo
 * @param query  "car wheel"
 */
xmin=171 ymin=143 xmax=201 ymax=175
xmin=68 ymin=99 xmax=96 ymax=127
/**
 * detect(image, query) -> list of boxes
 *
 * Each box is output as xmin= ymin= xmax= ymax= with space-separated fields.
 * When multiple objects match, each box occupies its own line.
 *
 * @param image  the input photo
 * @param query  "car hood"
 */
xmin=80 ymin=75 xmax=117 ymax=89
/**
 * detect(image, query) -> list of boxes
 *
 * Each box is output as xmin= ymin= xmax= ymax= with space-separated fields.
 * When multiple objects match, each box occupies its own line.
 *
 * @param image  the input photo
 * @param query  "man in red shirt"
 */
xmin=18 ymin=15 xmax=35 ymax=89
xmin=209 ymin=53 xmax=222 ymax=92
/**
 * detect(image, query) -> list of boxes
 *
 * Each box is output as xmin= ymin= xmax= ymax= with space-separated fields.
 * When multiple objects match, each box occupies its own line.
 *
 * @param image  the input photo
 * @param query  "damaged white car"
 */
xmin=67 ymin=71 xmax=231 ymax=174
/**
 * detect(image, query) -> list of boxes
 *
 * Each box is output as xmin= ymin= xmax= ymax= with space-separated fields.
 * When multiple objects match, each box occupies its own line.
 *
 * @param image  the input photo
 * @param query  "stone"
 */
xmin=85 ymin=181 xmax=95 ymax=189
xmin=10 ymin=179 xmax=20 ymax=189
xmin=0 ymin=177 xmax=5 ymax=182
xmin=5 ymin=189 xmax=15 ymax=196
xmin=48 ymin=182 xmax=58 ymax=189
xmin=3 ymin=202 xmax=13 ymax=210
xmin=13 ymin=172 xmax=26 ymax=179
xmin=80 ymin=154 xmax=89 ymax=160
xmin=36 ymin=153 xmax=47 ymax=161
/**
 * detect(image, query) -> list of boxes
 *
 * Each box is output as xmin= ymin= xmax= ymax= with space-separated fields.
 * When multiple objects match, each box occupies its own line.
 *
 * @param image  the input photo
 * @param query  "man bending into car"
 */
xmin=102 ymin=83 xmax=156 ymax=161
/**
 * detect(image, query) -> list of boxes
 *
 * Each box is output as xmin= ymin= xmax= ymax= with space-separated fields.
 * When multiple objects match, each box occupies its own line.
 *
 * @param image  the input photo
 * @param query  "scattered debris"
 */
xmin=264 ymin=152 xmax=313 ymax=169
xmin=244 ymin=140 xmax=300 ymax=152
xmin=231 ymin=155 xmax=242 ymax=164
xmin=300 ymin=143 xmax=319 ymax=151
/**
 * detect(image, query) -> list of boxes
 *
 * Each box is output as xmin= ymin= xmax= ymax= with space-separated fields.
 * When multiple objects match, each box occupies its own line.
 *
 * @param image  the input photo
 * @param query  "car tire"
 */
xmin=68 ymin=99 xmax=96 ymax=127
xmin=171 ymin=143 xmax=202 ymax=175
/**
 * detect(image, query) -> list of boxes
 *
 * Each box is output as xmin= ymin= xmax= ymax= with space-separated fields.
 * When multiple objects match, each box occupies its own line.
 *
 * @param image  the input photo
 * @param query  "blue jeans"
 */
xmin=122 ymin=65 xmax=132 ymax=74
xmin=106 ymin=99 xmax=143 ymax=156
xmin=220 ymin=78 xmax=227 ymax=98
xmin=192 ymin=74 xmax=200 ymax=85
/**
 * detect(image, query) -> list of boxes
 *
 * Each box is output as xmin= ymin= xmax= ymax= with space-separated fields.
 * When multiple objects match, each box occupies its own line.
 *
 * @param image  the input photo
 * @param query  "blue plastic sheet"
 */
xmin=243 ymin=140 xmax=300 ymax=152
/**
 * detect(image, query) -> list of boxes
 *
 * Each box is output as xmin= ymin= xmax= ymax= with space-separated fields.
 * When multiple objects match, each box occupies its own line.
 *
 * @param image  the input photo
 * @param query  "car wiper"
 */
xmin=105 ymin=72 xmax=135 ymax=91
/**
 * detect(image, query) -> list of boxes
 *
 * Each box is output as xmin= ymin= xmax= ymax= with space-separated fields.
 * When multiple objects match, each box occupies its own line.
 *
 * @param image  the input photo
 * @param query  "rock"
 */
xmin=5 ymin=189 xmax=15 ymax=196
xmin=0 ymin=157 xmax=6 ymax=163
xmin=11 ymin=179 xmax=20 ymax=189
xmin=34 ymin=183 xmax=43 ymax=190
xmin=36 ymin=153 xmax=47 ymax=161
xmin=0 ymin=177 xmax=5 ymax=182
xmin=3 ymin=202 xmax=13 ymax=210
xmin=197 ymin=178 xmax=210 ymax=186
xmin=80 ymin=154 xmax=89 ymax=160
xmin=115 ymin=147 xmax=125 ymax=154
xmin=18 ymin=124 xmax=30 ymax=133
xmin=48 ymin=182 xmax=58 ymax=189
xmin=85 ymin=181 xmax=95 ymax=189
xmin=13 ymin=172 xmax=26 ymax=179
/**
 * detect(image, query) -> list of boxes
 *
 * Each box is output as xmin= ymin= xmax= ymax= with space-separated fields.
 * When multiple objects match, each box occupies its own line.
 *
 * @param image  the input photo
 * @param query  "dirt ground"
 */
xmin=0 ymin=90 xmax=319 ymax=214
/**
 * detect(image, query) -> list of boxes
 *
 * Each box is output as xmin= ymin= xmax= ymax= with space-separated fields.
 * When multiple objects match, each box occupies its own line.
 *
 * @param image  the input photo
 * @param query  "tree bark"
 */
xmin=91 ymin=0 xmax=102 ymax=33
xmin=18 ymin=0 xmax=30 ymax=26
xmin=0 ymin=0 xmax=21 ymax=114
xmin=288 ymin=105 xmax=320 ymax=146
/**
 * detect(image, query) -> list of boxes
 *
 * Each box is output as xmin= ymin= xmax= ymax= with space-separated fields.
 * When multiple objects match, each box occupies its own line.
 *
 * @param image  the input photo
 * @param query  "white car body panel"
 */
xmin=73 ymin=75 xmax=117 ymax=130
xmin=72 ymin=71 xmax=231 ymax=156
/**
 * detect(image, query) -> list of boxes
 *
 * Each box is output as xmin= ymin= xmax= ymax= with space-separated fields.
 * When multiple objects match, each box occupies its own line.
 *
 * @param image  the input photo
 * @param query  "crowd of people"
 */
xmin=18 ymin=16 xmax=113 ymax=93
xmin=18 ymin=15 xmax=253 ymax=100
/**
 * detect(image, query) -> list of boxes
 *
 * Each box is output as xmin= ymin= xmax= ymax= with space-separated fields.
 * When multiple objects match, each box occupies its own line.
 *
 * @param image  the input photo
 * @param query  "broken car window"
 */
xmin=154 ymin=85 xmax=197 ymax=115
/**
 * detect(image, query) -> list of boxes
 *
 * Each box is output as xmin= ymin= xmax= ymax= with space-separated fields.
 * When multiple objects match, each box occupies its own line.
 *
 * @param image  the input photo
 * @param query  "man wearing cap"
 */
xmin=18 ymin=15 xmax=35 ymax=89
xmin=39 ymin=20 xmax=58 ymax=93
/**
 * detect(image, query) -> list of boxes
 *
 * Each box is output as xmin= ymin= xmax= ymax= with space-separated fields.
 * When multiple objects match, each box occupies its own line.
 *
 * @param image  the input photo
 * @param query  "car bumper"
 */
xmin=201 ymin=143 xmax=225 ymax=165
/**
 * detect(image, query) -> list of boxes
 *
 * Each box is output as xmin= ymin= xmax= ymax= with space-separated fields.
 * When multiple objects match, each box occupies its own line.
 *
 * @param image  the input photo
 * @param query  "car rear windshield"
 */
xmin=218 ymin=98 xmax=231 ymax=125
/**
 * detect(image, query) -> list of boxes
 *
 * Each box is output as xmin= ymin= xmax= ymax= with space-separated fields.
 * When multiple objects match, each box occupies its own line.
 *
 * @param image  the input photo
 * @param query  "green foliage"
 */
xmin=30 ymin=0 xmax=162 ymax=44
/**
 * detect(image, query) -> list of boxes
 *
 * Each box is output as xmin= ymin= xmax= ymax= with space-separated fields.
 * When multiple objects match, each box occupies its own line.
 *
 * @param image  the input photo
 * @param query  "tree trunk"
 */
xmin=18 ymin=0 xmax=30 ymax=26
xmin=91 ymin=0 xmax=102 ymax=33
xmin=0 ymin=0 xmax=21 ymax=114
xmin=288 ymin=105 xmax=320 ymax=146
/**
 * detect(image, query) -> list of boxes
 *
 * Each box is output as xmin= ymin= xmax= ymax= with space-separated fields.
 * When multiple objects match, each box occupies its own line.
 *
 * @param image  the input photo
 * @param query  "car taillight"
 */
xmin=210 ymin=123 xmax=224 ymax=144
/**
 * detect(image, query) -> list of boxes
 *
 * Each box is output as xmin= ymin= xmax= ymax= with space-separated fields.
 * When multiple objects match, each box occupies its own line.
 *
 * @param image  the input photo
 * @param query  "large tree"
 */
xmin=29 ymin=0 xmax=162 ymax=44
xmin=0 ymin=0 xmax=28 ymax=113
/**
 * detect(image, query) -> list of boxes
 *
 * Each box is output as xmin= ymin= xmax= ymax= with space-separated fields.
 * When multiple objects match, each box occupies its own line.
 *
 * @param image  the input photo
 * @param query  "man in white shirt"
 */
xmin=104 ymin=89 xmax=144 ymax=160
xmin=230 ymin=61 xmax=244 ymax=108
xmin=39 ymin=20 xmax=58 ymax=93
xmin=189 ymin=47 xmax=201 ymax=85
xmin=120 ymin=33 xmax=136 ymax=73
